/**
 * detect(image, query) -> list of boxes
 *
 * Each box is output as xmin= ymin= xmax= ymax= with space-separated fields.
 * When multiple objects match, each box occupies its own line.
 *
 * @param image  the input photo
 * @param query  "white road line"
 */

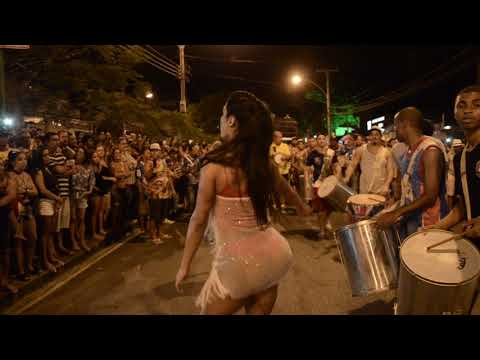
xmin=4 ymin=235 xmax=135 ymax=315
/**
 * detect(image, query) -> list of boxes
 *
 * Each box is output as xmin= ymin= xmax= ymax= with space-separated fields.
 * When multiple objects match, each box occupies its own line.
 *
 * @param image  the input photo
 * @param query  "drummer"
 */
xmin=427 ymin=86 xmax=480 ymax=246
xmin=344 ymin=126 xmax=395 ymax=198
xmin=270 ymin=131 xmax=292 ymax=213
xmin=306 ymin=136 xmax=336 ymax=239
xmin=376 ymin=107 xmax=448 ymax=240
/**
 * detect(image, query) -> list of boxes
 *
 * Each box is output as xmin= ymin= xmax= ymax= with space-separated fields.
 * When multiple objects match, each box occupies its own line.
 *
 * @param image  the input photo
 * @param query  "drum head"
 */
xmin=274 ymin=154 xmax=284 ymax=165
xmin=347 ymin=194 xmax=385 ymax=206
xmin=317 ymin=176 xmax=338 ymax=198
xmin=400 ymin=230 xmax=480 ymax=285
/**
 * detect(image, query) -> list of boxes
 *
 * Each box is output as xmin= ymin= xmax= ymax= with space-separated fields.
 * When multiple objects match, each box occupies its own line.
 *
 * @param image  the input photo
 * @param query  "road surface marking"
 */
xmin=4 ymin=234 xmax=136 ymax=315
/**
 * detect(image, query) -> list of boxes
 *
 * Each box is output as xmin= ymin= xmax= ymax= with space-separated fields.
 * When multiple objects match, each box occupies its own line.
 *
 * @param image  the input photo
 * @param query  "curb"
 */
xmin=0 ymin=230 xmax=141 ymax=313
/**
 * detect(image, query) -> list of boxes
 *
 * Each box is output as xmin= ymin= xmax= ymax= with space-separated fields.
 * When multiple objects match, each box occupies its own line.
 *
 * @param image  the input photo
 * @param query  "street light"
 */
xmin=290 ymin=73 xmax=325 ymax=95
xmin=145 ymin=91 xmax=154 ymax=99
xmin=291 ymin=74 xmax=303 ymax=86
xmin=290 ymin=72 xmax=331 ymax=138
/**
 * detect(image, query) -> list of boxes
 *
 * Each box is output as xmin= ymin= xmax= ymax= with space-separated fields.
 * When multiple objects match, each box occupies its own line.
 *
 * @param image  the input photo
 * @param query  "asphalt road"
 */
xmin=19 ymin=211 xmax=406 ymax=315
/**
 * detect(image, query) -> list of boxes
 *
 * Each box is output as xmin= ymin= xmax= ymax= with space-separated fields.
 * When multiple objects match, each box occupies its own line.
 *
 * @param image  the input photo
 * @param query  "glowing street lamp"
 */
xmin=291 ymin=74 xmax=303 ymax=86
xmin=145 ymin=91 xmax=154 ymax=99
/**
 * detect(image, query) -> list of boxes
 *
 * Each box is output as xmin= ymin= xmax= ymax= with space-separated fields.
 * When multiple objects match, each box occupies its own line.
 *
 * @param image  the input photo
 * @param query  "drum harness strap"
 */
xmin=460 ymin=143 xmax=472 ymax=221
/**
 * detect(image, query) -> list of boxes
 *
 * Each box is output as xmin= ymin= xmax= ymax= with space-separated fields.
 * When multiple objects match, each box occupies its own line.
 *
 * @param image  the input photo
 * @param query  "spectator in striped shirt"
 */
xmin=46 ymin=133 xmax=75 ymax=257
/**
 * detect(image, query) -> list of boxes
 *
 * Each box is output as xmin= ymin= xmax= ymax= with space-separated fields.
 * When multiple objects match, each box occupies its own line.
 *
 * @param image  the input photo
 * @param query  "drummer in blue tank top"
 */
xmin=377 ymin=107 xmax=448 ymax=240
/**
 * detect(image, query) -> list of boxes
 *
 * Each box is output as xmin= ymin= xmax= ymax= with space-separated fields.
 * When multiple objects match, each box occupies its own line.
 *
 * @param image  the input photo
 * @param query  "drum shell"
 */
xmin=319 ymin=178 xmax=356 ymax=212
xmin=396 ymin=253 xmax=480 ymax=315
xmin=335 ymin=220 xmax=400 ymax=297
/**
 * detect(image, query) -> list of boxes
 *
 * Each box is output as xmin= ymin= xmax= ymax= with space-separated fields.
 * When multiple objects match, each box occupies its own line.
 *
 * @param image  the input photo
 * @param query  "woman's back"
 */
xmin=202 ymin=164 xmax=292 ymax=302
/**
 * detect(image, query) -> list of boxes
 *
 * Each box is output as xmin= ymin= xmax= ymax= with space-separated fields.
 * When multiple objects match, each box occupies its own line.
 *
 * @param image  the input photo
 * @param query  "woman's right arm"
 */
xmin=272 ymin=163 xmax=312 ymax=216
xmin=34 ymin=171 xmax=62 ymax=202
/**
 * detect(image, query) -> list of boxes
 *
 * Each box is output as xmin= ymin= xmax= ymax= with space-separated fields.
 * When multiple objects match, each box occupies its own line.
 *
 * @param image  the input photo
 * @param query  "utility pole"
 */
xmin=316 ymin=68 xmax=338 ymax=139
xmin=178 ymin=45 xmax=187 ymax=113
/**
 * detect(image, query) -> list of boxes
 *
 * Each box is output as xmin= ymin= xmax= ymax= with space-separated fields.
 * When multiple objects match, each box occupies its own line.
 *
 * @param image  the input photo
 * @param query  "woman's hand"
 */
xmin=175 ymin=265 xmax=190 ymax=293
xmin=297 ymin=204 xmax=313 ymax=217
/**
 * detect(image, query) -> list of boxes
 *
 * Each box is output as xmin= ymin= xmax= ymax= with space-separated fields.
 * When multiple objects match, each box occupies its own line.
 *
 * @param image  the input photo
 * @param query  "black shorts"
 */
xmin=149 ymin=199 xmax=169 ymax=225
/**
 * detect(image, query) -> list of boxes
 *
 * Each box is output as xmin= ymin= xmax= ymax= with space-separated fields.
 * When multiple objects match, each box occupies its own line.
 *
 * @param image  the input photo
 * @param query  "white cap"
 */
xmin=150 ymin=143 xmax=161 ymax=150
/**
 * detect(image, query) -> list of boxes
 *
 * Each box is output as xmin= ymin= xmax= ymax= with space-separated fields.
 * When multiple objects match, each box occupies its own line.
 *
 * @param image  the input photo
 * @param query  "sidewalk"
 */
xmin=0 ymin=228 xmax=142 ymax=312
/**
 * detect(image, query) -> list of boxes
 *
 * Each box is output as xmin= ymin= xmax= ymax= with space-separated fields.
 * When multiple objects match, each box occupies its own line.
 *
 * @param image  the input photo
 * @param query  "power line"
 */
xmin=136 ymin=45 xmax=192 ymax=77
xmin=185 ymin=54 xmax=264 ymax=64
xmin=334 ymin=47 xmax=474 ymax=113
xmin=145 ymin=45 xmax=191 ymax=73
xmin=116 ymin=45 xmax=179 ymax=79
xmin=125 ymin=45 xmax=179 ymax=75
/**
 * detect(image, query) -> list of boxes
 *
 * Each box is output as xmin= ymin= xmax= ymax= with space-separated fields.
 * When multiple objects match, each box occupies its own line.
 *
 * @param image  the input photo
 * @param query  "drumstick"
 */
xmin=426 ymin=232 xmax=466 ymax=251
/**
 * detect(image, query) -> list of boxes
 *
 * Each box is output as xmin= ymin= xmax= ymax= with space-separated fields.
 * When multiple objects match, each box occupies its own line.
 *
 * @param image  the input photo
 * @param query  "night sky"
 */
xmin=141 ymin=45 xmax=478 ymax=125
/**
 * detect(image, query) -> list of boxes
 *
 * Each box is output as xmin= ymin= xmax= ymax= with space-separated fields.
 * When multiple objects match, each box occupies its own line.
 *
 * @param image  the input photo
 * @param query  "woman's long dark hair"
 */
xmin=203 ymin=91 xmax=275 ymax=226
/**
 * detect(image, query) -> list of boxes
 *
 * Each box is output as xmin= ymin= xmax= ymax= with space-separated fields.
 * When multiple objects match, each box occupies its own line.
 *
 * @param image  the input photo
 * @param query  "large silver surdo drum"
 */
xmin=317 ymin=176 xmax=356 ymax=212
xmin=396 ymin=230 xmax=480 ymax=315
xmin=335 ymin=219 xmax=400 ymax=297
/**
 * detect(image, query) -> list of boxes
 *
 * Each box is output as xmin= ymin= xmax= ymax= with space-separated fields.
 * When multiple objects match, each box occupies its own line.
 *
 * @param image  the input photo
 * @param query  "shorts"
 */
xmin=75 ymin=197 xmax=89 ymax=210
xmin=39 ymin=199 xmax=55 ymax=217
xmin=150 ymin=198 xmax=169 ymax=225
xmin=57 ymin=197 xmax=71 ymax=232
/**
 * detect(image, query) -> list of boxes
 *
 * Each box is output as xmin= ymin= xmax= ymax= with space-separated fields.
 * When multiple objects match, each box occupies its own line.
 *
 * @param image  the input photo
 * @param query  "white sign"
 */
xmin=367 ymin=116 xmax=385 ymax=131
xmin=0 ymin=45 xmax=30 ymax=49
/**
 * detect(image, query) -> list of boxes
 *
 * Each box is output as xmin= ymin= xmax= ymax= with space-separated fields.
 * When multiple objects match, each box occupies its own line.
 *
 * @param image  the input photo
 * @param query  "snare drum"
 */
xmin=274 ymin=153 xmax=285 ymax=166
xmin=317 ymin=176 xmax=356 ymax=212
xmin=335 ymin=219 xmax=400 ymax=296
xmin=347 ymin=194 xmax=386 ymax=220
xmin=396 ymin=229 xmax=480 ymax=315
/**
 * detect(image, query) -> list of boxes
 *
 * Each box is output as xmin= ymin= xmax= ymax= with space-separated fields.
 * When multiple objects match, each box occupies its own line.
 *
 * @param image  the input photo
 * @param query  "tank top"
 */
xmin=359 ymin=144 xmax=390 ymax=194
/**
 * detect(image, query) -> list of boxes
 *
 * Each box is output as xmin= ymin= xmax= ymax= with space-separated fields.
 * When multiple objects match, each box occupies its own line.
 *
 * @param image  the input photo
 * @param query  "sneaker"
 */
xmin=152 ymin=238 xmax=164 ymax=245
xmin=164 ymin=219 xmax=175 ymax=225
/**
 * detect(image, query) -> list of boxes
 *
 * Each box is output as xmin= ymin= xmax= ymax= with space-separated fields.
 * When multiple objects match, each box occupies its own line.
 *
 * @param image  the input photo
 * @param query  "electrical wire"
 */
xmin=116 ymin=45 xmax=179 ymax=79
xmin=125 ymin=45 xmax=179 ymax=74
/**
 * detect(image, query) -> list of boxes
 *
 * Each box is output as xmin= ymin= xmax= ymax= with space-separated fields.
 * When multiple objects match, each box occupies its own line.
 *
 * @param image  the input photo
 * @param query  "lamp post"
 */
xmin=290 ymin=69 xmax=338 ymax=139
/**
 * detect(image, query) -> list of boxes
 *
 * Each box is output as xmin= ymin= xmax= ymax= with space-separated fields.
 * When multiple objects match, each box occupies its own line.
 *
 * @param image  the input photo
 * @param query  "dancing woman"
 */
xmin=175 ymin=91 xmax=312 ymax=315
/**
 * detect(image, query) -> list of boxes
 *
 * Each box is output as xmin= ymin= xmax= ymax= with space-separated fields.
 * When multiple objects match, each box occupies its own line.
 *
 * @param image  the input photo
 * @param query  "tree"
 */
xmin=188 ymin=92 xmax=228 ymax=134
xmin=4 ymin=45 xmax=186 ymax=137
xmin=304 ymin=89 xmax=360 ymax=134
